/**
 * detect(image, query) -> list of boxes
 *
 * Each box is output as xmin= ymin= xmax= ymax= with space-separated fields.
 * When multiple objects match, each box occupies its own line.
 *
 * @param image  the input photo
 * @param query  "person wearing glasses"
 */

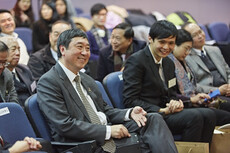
xmin=168 ymin=29 xmax=230 ymax=126
xmin=182 ymin=23 xmax=230 ymax=112
xmin=0 ymin=41 xmax=18 ymax=103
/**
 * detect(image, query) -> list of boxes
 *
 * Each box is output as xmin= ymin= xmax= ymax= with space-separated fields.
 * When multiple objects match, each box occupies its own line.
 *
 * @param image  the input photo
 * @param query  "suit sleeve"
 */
xmin=28 ymin=54 xmax=45 ymax=81
xmin=123 ymin=54 xmax=161 ymax=112
xmin=7 ymin=74 xmax=18 ymax=103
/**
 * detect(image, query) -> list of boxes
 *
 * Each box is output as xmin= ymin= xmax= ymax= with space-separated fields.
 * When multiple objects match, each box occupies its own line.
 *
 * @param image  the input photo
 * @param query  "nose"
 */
xmin=163 ymin=43 xmax=169 ymax=50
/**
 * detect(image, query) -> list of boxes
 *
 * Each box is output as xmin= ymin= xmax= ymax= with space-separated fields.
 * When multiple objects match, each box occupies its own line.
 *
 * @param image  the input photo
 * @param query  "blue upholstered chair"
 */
xmin=95 ymin=80 xmax=113 ymax=107
xmin=208 ymin=22 xmax=230 ymax=44
xmin=15 ymin=27 xmax=33 ymax=54
xmin=103 ymin=71 xmax=125 ymax=109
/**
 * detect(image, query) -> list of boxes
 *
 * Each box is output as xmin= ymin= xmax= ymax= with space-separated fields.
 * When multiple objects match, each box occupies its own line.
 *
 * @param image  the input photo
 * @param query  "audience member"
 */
xmin=28 ymin=20 xmax=71 ymax=81
xmin=37 ymin=28 xmax=178 ymax=153
xmin=123 ymin=20 xmax=216 ymax=143
xmin=11 ymin=0 xmax=34 ymax=28
xmin=97 ymin=22 xmax=146 ymax=82
xmin=182 ymin=23 xmax=230 ymax=102
xmin=55 ymin=0 xmax=75 ymax=28
xmin=0 ymin=9 xmax=29 ymax=65
xmin=0 ymin=41 xmax=18 ymax=103
xmin=32 ymin=1 xmax=58 ymax=52
xmin=87 ymin=3 xmax=111 ymax=60
xmin=0 ymin=136 xmax=42 ymax=153
xmin=0 ymin=36 xmax=36 ymax=106
xmin=168 ymin=29 xmax=230 ymax=125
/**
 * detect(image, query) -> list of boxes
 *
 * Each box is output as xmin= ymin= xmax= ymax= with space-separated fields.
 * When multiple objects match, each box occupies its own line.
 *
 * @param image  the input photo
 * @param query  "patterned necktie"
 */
xmin=75 ymin=75 xmax=116 ymax=153
xmin=201 ymin=50 xmax=206 ymax=58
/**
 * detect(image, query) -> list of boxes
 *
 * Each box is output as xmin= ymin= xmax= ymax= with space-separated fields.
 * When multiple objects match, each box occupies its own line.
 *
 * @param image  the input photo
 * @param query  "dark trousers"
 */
xmin=96 ymin=113 xmax=178 ymax=153
xmin=164 ymin=108 xmax=216 ymax=144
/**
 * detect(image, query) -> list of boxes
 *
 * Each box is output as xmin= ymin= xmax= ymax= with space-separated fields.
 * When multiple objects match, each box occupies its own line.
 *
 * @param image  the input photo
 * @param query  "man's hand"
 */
xmin=167 ymin=100 xmax=184 ymax=113
xmin=130 ymin=106 xmax=147 ymax=127
xmin=219 ymin=84 xmax=230 ymax=96
xmin=190 ymin=93 xmax=210 ymax=104
xmin=111 ymin=125 xmax=130 ymax=139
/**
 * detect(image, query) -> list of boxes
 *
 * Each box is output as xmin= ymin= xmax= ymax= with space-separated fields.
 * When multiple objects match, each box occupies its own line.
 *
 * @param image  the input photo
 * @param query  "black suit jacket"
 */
xmin=37 ymin=63 xmax=128 ymax=145
xmin=123 ymin=46 xmax=177 ymax=112
xmin=97 ymin=40 xmax=146 ymax=82
xmin=28 ymin=45 xmax=56 ymax=81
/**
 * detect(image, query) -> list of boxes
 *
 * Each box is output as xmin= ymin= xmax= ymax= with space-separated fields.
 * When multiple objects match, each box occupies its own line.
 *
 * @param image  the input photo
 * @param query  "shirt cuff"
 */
xmin=105 ymin=125 xmax=111 ymax=140
xmin=124 ymin=108 xmax=133 ymax=121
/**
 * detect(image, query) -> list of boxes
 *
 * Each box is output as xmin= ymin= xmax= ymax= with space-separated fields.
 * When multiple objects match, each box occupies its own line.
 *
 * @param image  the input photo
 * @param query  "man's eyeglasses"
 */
xmin=0 ymin=62 xmax=9 ymax=67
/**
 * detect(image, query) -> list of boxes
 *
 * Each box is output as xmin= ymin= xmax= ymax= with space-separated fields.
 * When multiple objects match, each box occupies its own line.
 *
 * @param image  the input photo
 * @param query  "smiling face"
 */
xmin=149 ymin=36 xmax=176 ymax=62
xmin=0 ymin=12 xmax=16 ymax=35
xmin=59 ymin=37 xmax=90 ymax=74
xmin=173 ymin=41 xmax=193 ymax=61
xmin=111 ymin=28 xmax=132 ymax=53
xmin=49 ymin=22 xmax=71 ymax=51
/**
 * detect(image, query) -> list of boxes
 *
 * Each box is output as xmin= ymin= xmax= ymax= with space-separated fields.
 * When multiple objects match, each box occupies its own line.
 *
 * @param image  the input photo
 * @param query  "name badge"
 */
xmin=0 ymin=107 xmax=10 ymax=116
xmin=168 ymin=78 xmax=176 ymax=88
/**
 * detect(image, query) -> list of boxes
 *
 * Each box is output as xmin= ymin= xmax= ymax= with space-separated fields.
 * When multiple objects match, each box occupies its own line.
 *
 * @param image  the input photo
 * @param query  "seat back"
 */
xmin=103 ymin=72 xmax=125 ymax=109
xmin=15 ymin=27 xmax=33 ymax=54
xmin=24 ymin=94 xmax=52 ymax=141
xmin=208 ymin=22 xmax=230 ymax=43
xmin=0 ymin=103 xmax=36 ymax=144
xmin=95 ymin=81 xmax=113 ymax=107
xmin=199 ymin=24 xmax=212 ymax=41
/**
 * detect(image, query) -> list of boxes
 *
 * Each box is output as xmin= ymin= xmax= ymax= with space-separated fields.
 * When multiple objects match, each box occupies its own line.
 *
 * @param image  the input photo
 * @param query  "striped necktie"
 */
xmin=75 ymin=75 xmax=116 ymax=153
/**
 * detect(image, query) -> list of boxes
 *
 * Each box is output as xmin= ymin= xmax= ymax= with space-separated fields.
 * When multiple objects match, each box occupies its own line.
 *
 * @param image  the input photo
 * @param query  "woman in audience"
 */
xmin=32 ymin=1 xmax=58 ymax=52
xmin=11 ymin=0 xmax=34 ymax=28
xmin=168 ymin=29 xmax=230 ymax=125
xmin=55 ymin=0 xmax=75 ymax=28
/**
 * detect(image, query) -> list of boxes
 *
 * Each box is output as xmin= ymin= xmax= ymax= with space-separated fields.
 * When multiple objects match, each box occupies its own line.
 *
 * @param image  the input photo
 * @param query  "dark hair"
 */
xmin=0 ymin=41 xmax=9 ymax=52
xmin=149 ymin=20 xmax=178 ymax=40
xmin=113 ymin=22 xmax=134 ymax=39
xmin=0 ymin=9 xmax=11 ymax=15
xmin=90 ymin=3 xmax=107 ymax=16
xmin=55 ymin=0 xmax=69 ymax=18
xmin=57 ymin=28 xmax=88 ymax=58
xmin=176 ymin=29 xmax=193 ymax=46
xmin=12 ymin=0 xmax=34 ymax=25
xmin=40 ymin=1 xmax=58 ymax=22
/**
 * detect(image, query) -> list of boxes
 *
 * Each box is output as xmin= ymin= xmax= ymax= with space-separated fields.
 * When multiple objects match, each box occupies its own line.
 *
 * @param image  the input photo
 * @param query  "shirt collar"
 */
xmin=0 ymin=32 xmax=18 ymax=38
xmin=148 ymin=45 xmax=163 ymax=65
xmin=58 ymin=61 xmax=78 ymax=83
xmin=193 ymin=47 xmax=206 ymax=56
xmin=50 ymin=48 xmax=58 ymax=62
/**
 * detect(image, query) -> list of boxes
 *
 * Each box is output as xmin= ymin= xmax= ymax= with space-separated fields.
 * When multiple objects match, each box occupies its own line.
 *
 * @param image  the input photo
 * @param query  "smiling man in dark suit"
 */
xmin=123 ymin=20 xmax=216 ymax=144
xmin=37 ymin=28 xmax=178 ymax=153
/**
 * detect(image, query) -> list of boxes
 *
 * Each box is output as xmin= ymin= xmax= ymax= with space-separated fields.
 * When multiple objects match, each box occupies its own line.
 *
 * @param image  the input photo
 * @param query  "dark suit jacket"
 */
xmin=0 ymin=68 xmax=18 ymax=103
xmin=123 ymin=46 xmax=177 ymax=112
xmin=28 ymin=45 xmax=56 ymax=81
xmin=37 ymin=63 xmax=128 ymax=145
xmin=15 ymin=64 xmax=36 ymax=105
xmin=97 ymin=40 xmax=146 ymax=82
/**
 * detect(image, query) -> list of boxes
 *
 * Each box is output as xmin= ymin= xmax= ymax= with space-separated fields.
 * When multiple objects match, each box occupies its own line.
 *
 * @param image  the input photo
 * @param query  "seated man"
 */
xmin=0 ymin=41 xmax=18 ymax=103
xmin=97 ymin=22 xmax=146 ymax=82
xmin=28 ymin=20 xmax=71 ymax=81
xmin=0 ymin=136 xmax=42 ymax=153
xmin=37 ymin=28 xmax=178 ymax=153
xmin=87 ymin=3 xmax=111 ymax=60
xmin=0 ymin=36 xmax=36 ymax=106
xmin=123 ymin=20 xmax=216 ymax=144
xmin=183 ymin=23 xmax=230 ymax=102
xmin=0 ymin=9 xmax=29 ymax=65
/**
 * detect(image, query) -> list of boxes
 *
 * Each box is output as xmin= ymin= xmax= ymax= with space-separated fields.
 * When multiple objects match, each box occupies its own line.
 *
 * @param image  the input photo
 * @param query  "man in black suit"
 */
xmin=37 ymin=28 xmax=178 ymax=153
xmin=97 ymin=22 xmax=146 ymax=82
xmin=123 ymin=20 xmax=216 ymax=144
xmin=0 ymin=36 xmax=36 ymax=106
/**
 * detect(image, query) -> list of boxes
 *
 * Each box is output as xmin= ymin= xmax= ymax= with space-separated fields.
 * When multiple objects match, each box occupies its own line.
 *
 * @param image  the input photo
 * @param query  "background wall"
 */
xmin=1 ymin=0 xmax=229 ymax=25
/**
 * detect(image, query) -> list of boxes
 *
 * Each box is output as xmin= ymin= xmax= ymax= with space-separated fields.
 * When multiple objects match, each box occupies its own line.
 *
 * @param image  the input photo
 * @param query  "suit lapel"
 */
xmin=190 ymin=49 xmax=210 ymax=73
xmin=15 ymin=66 xmax=32 ymax=94
xmin=144 ymin=47 xmax=167 ymax=94
xmin=205 ymin=46 xmax=227 ymax=81
xmin=55 ymin=64 xmax=91 ymax=122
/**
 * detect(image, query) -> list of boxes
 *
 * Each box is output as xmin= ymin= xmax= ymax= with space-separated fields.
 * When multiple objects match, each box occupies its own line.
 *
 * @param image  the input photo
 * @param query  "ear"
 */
xmin=59 ymin=45 xmax=66 ymax=56
xmin=148 ymin=36 xmax=153 ymax=43
xmin=128 ymin=37 xmax=133 ymax=45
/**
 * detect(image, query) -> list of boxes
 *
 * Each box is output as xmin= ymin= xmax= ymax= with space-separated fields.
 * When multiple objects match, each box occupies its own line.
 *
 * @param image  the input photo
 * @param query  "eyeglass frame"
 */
xmin=0 ymin=62 xmax=9 ymax=67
